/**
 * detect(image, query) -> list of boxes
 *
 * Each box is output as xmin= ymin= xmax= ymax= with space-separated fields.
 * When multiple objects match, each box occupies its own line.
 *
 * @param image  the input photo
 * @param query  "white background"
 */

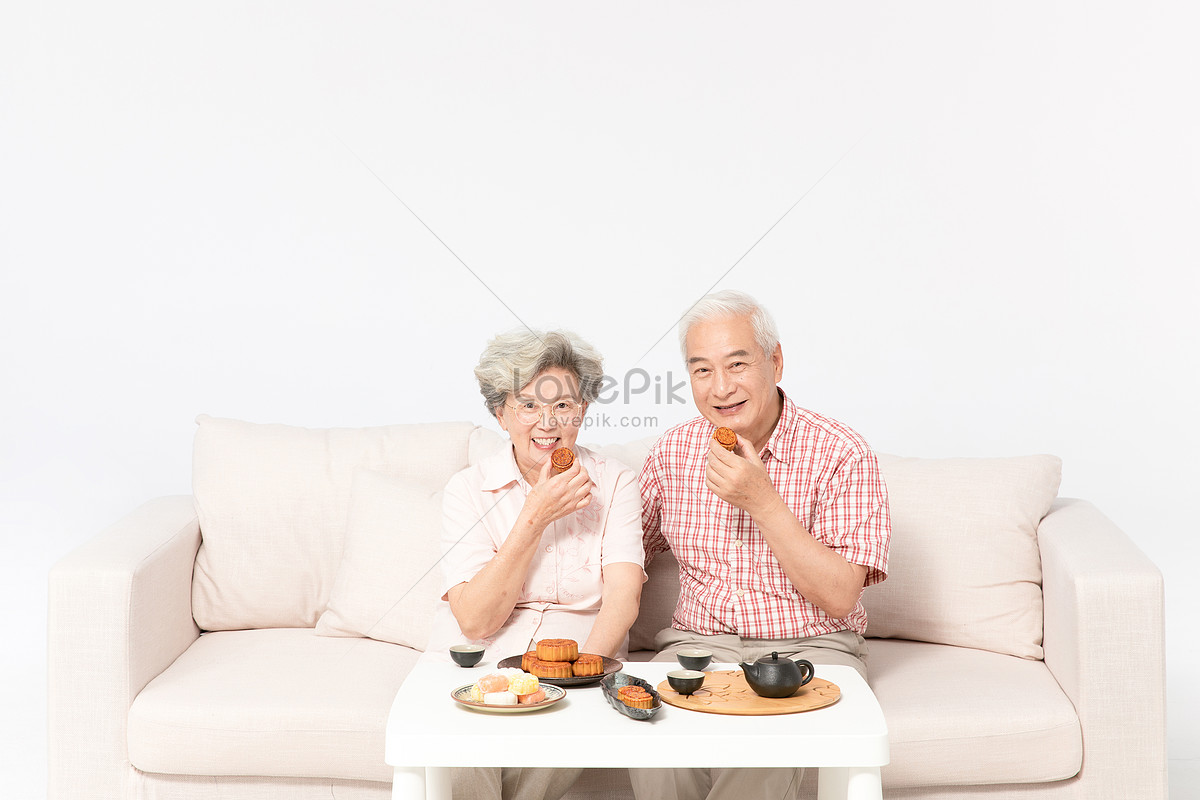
xmin=2 ymin=2 xmax=1197 ymax=796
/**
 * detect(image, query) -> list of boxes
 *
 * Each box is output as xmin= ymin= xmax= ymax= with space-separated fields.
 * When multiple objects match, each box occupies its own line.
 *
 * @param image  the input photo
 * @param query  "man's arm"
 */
xmin=704 ymin=437 xmax=867 ymax=619
xmin=639 ymin=451 xmax=670 ymax=565
xmin=750 ymin=502 xmax=868 ymax=619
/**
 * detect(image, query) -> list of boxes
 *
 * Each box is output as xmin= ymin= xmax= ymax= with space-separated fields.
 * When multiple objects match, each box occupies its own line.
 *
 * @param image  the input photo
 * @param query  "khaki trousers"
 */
xmin=451 ymin=767 xmax=582 ymax=800
xmin=629 ymin=629 xmax=868 ymax=800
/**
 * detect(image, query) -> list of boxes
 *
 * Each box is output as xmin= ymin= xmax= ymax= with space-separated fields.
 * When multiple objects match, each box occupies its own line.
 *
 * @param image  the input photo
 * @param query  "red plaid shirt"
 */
xmin=641 ymin=391 xmax=890 ymax=639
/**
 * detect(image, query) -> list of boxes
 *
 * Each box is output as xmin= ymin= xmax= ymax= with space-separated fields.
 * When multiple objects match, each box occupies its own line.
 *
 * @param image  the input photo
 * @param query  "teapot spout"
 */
xmin=739 ymin=661 xmax=766 ymax=687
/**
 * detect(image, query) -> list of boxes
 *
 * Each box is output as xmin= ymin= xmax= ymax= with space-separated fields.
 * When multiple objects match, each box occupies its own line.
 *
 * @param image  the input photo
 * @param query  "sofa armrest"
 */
xmin=48 ymin=495 xmax=201 ymax=800
xmin=1039 ymin=498 xmax=1167 ymax=799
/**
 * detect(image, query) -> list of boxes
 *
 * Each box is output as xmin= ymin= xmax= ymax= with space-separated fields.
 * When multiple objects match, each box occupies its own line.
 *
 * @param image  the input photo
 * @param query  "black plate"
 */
xmin=600 ymin=672 xmax=662 ymax=720
xmin=497 ymin=654 xmax=623 ymax=687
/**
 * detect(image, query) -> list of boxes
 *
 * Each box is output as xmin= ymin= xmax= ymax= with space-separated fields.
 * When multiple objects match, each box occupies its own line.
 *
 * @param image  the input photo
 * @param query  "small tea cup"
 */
xmin=676 ymin=648 xmax=713 ymax=671
xmin=667 ymin=669 xmax=706 ymax=695
xmin=449 ymin=644 xmax=484 ymax=667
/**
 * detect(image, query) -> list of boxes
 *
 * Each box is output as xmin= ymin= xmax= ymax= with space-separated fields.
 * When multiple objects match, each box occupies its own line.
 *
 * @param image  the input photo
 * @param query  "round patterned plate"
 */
xmin=450 ymin=683 xmax=567 ymax=713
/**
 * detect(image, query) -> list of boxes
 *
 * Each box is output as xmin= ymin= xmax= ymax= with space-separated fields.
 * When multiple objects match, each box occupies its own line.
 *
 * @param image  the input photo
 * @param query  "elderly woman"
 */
xmin=426 ymin=328 xmax=645 ymax=800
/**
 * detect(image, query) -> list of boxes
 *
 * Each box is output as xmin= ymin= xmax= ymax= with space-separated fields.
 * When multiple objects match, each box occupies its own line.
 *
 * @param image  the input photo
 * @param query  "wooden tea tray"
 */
xmin=656 ymin=669 xmax=840 ymax=716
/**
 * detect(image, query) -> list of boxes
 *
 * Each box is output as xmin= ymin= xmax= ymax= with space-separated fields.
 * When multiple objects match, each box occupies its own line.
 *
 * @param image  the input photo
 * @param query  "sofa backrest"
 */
xmin=191 ymin=415 xmax=482 ymax=631
xmin=584 ymin=436 xmax=1062 ymax=661
xmin=865 ymin=453 xmax=1061 ymax=660
xmin=190 ymin=417 xmax=1062 ymax=661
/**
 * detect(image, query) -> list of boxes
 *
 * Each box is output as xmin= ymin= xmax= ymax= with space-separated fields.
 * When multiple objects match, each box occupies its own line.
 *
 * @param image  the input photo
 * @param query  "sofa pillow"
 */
xmin=191 ymin=415 xmax=476 ymax=631
xmin=589 ymin=434 xmax=660 ymax=477
xmin=861 ymin=453 xmax=1062 ymax=660
xmin=628 ymin=549 xmax=681 ymax=653
xmin=593 ymin=434 xmax=672 ymax=651
xmin=315 ymin=470 xmax=444 ymax=650
xmin=467 ymin=426 xmax=508 ymax=463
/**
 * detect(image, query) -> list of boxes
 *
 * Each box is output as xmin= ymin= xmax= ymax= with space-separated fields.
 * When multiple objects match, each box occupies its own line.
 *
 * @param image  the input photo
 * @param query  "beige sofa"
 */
xmin=48 ymin=416 xmax=1167 ymax=799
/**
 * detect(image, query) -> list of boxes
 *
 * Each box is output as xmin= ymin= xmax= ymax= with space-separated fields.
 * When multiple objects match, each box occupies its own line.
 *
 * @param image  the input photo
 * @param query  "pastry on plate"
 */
xmin=530 ymin=660 xmax=573 ymax=679
xmin=572 ymin=653 xmax=604 ymax=677
xmin=536 ymin=638 xmax=579 ymax=662
xmin=618 ymin=685 xmax=654 ymax=709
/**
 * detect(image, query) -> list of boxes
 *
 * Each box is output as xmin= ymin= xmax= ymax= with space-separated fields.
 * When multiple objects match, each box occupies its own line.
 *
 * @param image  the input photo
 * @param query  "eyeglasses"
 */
xmin=505 ymin=400 xmax=584 ymax=425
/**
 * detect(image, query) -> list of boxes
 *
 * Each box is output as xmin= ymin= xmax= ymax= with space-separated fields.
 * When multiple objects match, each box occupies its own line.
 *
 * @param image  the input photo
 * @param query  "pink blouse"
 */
xmin=424 ymin=444 xmax=645 ymax=662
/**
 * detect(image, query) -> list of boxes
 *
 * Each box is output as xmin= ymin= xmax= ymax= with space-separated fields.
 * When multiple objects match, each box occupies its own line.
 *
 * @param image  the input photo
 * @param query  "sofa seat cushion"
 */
xmin=868 ymin=639 xmax=1081 ymax=789
xmin=128 ymin=628 xmax=418 ymax=782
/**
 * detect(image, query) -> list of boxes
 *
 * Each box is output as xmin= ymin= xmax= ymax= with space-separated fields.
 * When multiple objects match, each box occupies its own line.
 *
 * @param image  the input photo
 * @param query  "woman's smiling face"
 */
xmin=495 ymin=366 xmax=586 ymax=483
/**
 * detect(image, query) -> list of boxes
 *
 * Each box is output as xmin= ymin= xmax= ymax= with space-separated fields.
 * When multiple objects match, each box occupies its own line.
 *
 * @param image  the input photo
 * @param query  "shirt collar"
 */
xmin=762 ymin=388 xmax=799 ymax=465
xmin=478 ymin=444 xmax=527 ymax=492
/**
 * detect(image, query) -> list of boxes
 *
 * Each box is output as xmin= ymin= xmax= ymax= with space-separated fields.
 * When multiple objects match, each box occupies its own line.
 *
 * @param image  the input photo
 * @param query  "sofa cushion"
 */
xmin=591 ymin=434 xmax=674 ymax=651
xmin=628 ymin=549 xmax=681 ymax=653
xmin=128 ymin=628 xmax=417 ymax=782
xmin=589 ymin=434 xmax=659 ymax=476
xmin=130 ymin=774 xmax=391 ymax=799
xmin=191 ymin=416 xmax=477 ymax=631
xmin=867 ymin=639 xmax=1081 ymax=788
xmin=315 ymin=470 xmax=444 ymax=650
xmin=467 ymin=425 xmax=508 ymax=463
xmin=862 ymin=454 xmax=1062 ymax=659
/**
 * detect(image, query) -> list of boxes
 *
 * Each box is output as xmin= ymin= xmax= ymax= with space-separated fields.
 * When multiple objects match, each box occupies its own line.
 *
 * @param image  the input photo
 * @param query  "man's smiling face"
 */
xmin=685 ymin=313 xmax=784 ymax=450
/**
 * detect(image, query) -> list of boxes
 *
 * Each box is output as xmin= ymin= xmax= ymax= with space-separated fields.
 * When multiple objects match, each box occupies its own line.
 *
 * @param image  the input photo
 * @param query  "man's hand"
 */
xmin=705 ymin=433 xmax=868 ymax=619
xmin=705 ymin=434 xmax=782 ymax=517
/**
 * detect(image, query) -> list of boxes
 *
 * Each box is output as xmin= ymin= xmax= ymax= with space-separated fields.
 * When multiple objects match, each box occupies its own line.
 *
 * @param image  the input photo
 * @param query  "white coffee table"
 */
xmin=385 ymin=660 xmax=888 ymax=800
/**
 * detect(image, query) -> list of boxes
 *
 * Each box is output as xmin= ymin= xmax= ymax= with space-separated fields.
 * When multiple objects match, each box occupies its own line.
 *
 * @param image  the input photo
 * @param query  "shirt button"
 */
xmin=734 ymin=540 xmax=744 ymax=549
xmin=545 ymin=545 xmax=553 ymax=553
xmin=736 ymin=589 xmax=745 ymax=597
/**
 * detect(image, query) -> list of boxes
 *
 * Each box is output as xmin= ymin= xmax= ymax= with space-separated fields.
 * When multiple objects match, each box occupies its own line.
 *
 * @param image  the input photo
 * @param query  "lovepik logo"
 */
xmin=512 ymin=368 xmax=688 ymax=407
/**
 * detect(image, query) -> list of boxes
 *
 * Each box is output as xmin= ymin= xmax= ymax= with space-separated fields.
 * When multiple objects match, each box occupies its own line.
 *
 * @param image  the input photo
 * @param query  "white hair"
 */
xmin=677 ymin=289 xmax=780 ymax=361
xmin=473 ymin=328 xmax=605 ymax=416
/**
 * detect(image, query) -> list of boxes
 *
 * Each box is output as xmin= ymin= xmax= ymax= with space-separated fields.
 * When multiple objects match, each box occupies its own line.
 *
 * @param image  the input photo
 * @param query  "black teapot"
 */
xmin=739 ymin=651 xmax=815 ymax=698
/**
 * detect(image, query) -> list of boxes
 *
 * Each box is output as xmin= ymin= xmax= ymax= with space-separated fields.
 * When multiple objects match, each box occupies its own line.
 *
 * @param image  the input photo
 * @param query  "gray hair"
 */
xmin=474 ymin=329 xmax=605 ymax=416
xmin=677 ymin=289 xmax=780 ymax=361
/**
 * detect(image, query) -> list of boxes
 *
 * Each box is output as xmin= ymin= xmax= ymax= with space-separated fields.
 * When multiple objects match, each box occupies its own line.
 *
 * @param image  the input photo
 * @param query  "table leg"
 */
xmin=426 ymin=767 xmax=452 ymax=800
xmin=816 ymin=766 xmax=882 ymax=800
xmin=391 ymin=766 xmax=450 ymax=800
xmin=392 ymin=767 xmax=425 ymax=800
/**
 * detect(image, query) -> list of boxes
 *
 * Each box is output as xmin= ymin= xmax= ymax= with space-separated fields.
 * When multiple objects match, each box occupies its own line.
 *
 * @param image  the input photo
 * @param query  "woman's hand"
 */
xmin=448 ymin=455 xmax=593 ymax=640
xmin=522 ymin=455 xmax=594 ymax=529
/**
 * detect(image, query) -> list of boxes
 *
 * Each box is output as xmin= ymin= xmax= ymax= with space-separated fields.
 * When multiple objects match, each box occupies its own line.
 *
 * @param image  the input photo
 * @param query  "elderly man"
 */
xmin=631 ymin=290 xmax=891 ymax=800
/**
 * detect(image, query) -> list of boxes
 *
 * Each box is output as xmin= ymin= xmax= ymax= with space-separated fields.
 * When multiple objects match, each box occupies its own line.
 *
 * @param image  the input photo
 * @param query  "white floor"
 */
xmin=1172 ymin=761 xmax=1198 ymax=798
xmin=2 ymin=661 xmax=45 ymax=800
